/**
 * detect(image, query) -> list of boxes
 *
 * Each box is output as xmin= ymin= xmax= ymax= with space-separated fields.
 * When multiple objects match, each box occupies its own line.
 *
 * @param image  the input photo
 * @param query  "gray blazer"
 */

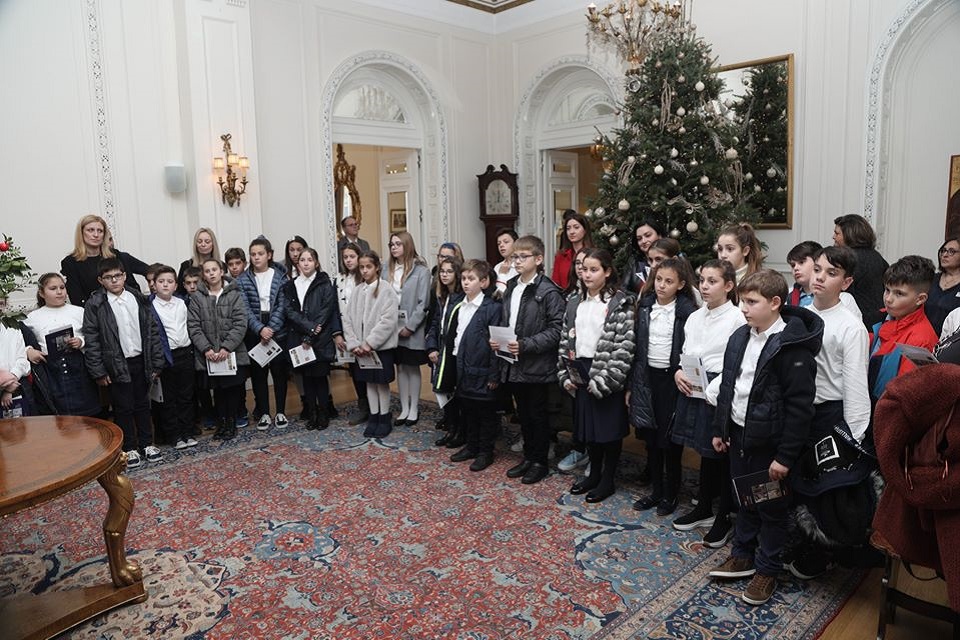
xmin=397 ymin=262 xmax=431 ymax=351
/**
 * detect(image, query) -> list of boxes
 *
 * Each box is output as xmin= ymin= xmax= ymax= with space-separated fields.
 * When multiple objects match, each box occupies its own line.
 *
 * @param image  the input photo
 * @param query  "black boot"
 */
xmin=315 ymin=402 xmax=330 ymax=431
xmin=373 ymin=413 xmax=392 ymax=438
xmin=221 ymin=418 xmax=237 ymax=441
xmin=349 ymin=397 xmax=370 ymax=426
xmin=445 ymin=427 xmax=465 ymax=449
xmin=362 ymin=413 xmax=378 ymax=438
xmin=212 ymin=418 xmax=228 ymax=441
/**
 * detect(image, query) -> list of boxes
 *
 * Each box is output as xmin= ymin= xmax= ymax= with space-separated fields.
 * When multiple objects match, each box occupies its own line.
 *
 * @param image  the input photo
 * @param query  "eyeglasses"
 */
xmin=100 ymin=273 xmax=124 ymax=282
xmin=511 ymin=254 xmax=534 ymax=263
xmin=439 ymin=269 xmax=455 ymax=275
xmin=940 ymin=248 xmax=959 ymax=256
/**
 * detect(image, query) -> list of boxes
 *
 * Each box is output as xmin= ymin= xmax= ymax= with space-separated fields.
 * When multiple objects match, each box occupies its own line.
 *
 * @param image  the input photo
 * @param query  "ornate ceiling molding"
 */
xmin=445 ymin=0 xmax=533 ymax=14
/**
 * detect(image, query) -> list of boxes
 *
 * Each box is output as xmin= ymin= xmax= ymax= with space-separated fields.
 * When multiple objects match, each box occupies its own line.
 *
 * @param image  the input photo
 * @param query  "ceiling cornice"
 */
xmin=445 ymin=0 xmax=534 ymax=14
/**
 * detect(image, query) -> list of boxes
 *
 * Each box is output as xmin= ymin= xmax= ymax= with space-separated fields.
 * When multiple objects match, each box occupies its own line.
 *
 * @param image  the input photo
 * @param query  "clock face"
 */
xmin=485 ymin=179 xmax=513 ymax=215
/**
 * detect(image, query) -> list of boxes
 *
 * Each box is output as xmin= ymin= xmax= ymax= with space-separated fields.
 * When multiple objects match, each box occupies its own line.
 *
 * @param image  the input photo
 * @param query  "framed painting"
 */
xmin=390 ymin=209 xmax=407 ymax=233
xmin=947 ymin=155 xmax=960 ymax=240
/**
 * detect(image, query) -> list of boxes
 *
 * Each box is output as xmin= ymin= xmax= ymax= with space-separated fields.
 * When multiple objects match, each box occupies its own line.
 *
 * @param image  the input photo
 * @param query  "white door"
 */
xmin=542 ymin=150 xmax=579 ymax=275
xmin=379 ymin=149 xmax=421 ymax=250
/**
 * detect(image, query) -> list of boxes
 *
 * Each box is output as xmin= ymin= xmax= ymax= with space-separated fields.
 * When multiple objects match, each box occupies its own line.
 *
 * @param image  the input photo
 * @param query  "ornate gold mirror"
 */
xmin=333 ymin=144 xmax=361 ymax=236
xmin=714 ymin=54 xmax=794 ymax=229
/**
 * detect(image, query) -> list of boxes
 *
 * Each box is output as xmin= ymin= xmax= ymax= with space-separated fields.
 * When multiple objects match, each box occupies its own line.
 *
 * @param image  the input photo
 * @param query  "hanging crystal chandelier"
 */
xmin=586 ymin=0 xmax=693 ymax=73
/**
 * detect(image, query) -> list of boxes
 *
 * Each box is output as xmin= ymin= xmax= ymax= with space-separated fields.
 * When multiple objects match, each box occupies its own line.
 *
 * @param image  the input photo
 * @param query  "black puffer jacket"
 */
xmin=712 ymin=305 xmax=823 ymax=469
xmin=187 ymin=280 xmax=250 ymax=370
xmin=455 ymin=295 xmax=503 ymax=400
xmin=281 ymin=272 xmax=340 ymax=362
xmin=82 ymin=286 xmax=165 ymax=383
xmin=499 ymin=273 xmax=565 ymax=384
xmin=426 ymin=291 xmax=465 ymax=393
xmin=628 ymin=292 xmax=699 ymax=430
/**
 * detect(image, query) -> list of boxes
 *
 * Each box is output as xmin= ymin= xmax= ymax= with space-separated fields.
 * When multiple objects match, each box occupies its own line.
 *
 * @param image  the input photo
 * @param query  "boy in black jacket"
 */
xmin=83 ymin=258 xmax=166 ymax=469
xmin=706 ymin=270 xmax=823 ymax=605
xmin=491 ymin=236 xmax=565 ymax=485
xmin=449 ymin=260 xmax=503 ymax=472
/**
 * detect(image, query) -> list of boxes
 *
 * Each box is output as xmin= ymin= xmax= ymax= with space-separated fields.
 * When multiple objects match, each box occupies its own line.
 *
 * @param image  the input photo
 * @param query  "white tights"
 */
xmin=396 ymin=364 xmax=421 ymax=420
xmin=366 ymin=383 xmax=391 ymax=415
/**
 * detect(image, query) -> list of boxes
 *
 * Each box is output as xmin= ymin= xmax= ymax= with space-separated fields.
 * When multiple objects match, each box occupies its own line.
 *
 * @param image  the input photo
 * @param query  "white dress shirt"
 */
xmin=494 ymin=260 xmax=518 ymax=294
xmin=810 ymin=300 xmax=871 ymax=442
xmin=508 ymin=275 xmax=533 ymax=332
xmin=0 ymin=324 xmax=29 ymax=380
xmin=684 ymin=300 xmax=747 ymax=374
xmin=730 ymin=316 xmax=786 ymax=427
xmin=23 ymin=304 xmax=86 ymax=355
xmin=108 ymin=290 xmax=142 ymax=358
xmin=575 ymin=294 xmax=607 ymax=358
xmin=254 ymin=269 xmax=273 ymax=311
xmin=295 ymin=272 xmax=316 ymax=307
xmin=152 ymin=296 xmax=191 ymax=349
xmin=391 ymin=264 xmax=404 ymax=294
xmin=647 ymin=300 xmax=676 ymax=368
xmin=453 ymin=293 xmax=483 ymax=356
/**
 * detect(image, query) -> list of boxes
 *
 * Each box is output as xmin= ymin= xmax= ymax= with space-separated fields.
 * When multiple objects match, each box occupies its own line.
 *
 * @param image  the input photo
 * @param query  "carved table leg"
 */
xmin=96 ymin=452 xmax=144 ymax=595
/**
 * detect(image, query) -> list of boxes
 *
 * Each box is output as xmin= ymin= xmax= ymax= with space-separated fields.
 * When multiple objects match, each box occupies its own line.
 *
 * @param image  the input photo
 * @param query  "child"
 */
xmin=645 ymin=238 xmax=681 ymax=271
xmin=281 ymin=248 xmax=341 ymax=430
xmin=558 ymin=248 xmax=636 ymax=503
xmin=145 ymin=262 xmax=165 ymax=295
xmin=670 ymin=259 xmax=745 ymax=546
xmin=284 ymin=236 xmax=308 ymax=280
xmin=556 ymin=246 xmax=592 ymax=473
xmin=181 ymin=267 xmax=202 ymax=295
xmin=82 ymin=258 xmax=166 ymax=468
xmin=868 ymin=255 xmax=938 ymax=402
xmin=448 ymin=260 xmax=503 ymax=471
xmin=786 ymin=245 xmax=873 ymax=580
xmin=492 ymin=228 xmax=519 ymax=294
xmin=493 ymin=235 xmax=564 ymax=484
xmin=22 ymin=273 xmax=101 ymax=416
xmin=336 ymin=242 xmax=369 ymax=426
xmin=630 ymin=257 xmax=699 ymax=515
xmin=151 ymin=265 xmax=197 ymax=449
xmin=786 ymin=241 xmax=861 ymax=321
xmin=426 ymin=256 xmax=465 ymax=448
xmin=182 ymin=264 xmax=210 ymax=429
xmin=237 ymin=237 xmax=290 ymax=430
xmin=707 ymin=270 xmax=822 ymax=606
xmin=342 ymin=250 xmax=399 ymax=437
xmin=388 ymin=232 xmax=431 ymax=426
xmin=187 ymin=258 xmax=250 ymax=441
xmin=225 ymin=247 xmax=247 ymax=281
xmin=0 ymin=322 xmax=30 ymax=415
xmin=716 ymin=223 xmax=763 ymax=283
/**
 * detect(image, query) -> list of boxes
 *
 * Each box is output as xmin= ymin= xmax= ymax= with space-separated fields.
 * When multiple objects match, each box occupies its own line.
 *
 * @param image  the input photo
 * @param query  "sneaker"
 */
xmin=275 ymin=413 xmax=288 ymax=428
xmin=174 ymin=439 xmax=189 ymax=450
xmin=235 ymin=415 xmax=249 ymax=428
xmin=185 ymin=438 xmax=199 ymax=448
xmin=144 ymin=445 xmax=163 ymax=463
xmin=708 ymin=555 xmax=756 ymax=579
xmin=257 ymin=414 xmax=272 ymax=431
xmin=786 ymin=552 xmax=833 ymax=580
xmin=673 ymin=507 xmax=715 ymax=531
xmin=742 ymin=573 xmax=777 ymax=605
xmin=703 ymin=516 xmax=733 ymax=548
xmin=510 ymin=438 xmax=524 ymax=453
xmin=557 ymin=450 xmax=589 ymax=473
xmin=125 ymin=449 xmax=142 ymax=469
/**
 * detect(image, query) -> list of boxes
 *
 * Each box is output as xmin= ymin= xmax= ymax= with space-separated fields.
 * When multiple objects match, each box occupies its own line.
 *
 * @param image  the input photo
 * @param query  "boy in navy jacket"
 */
xmin=449 ymin=260 xmax=503 ymax=472
xmin=706 ymin=270 xmax=822 ymax=606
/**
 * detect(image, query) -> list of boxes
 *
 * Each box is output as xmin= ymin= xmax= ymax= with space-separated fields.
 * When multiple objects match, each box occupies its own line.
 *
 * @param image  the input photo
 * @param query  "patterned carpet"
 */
xmin=0 ymin=404 xmax=864 ymax=639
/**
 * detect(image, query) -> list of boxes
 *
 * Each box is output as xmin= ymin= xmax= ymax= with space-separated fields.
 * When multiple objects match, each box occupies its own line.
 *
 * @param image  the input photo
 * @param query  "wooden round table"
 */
xmin=0 ymin=416 xmax=147 ymax=640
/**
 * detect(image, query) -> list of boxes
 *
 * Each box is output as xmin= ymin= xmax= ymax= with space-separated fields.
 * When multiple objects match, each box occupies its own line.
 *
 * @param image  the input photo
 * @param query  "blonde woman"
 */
xmin=60 ymin=214 xmax=149 ymax=307
xmin=388 ymin=232 xmax=431 ymax=426
xmin=177 ymin=228 xmax=222 ymax=292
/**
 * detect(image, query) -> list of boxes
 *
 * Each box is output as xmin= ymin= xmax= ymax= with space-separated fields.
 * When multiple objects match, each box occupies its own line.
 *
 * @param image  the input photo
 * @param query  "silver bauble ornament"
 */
xmin=627 ymin=155 xmax=636 ymax=163
xmin=670 ymin=228 xmax=681 ymax=238
xmin=677 ymin=75 xmax=686 ymax=83
xmin=676 ymin=107 xmax=686 ymax=116
xmin=689 ymin=159 xmax=698 ymax=167
xmin=670 ymin=148 xmax=679 ymax=158
xmin=652 ymin=118 xmax=659 ymax=126
xmin=655 ymin=60 xmax=662 ymax=68
xmin=744 ymin=172 xmax=753 ymax=181
xmin=584 ymin=208 xmax=594 ymax=218
xmin=609 ymin=235 xmax=620 ymax=246
xmin=670 ymin=178 xmax=677 ymax=186
xmin=595 ymin=206 xmax=605 ymax=216
xmin=699 ymin=176 xmax=709 ymax=185
xmin=754 ymin=185 xmax=762 ymax=192
xmin=677 ymin=51 xmax=685 ymax=59
xmin=627 ymin=78 xmax=642 ymax=93
xmin=694 ymin=81 xmax=705 ymax=92
xmin=766 ymin=167 xmax=777 ymax=178
xmin=725 ymin=147 xmax=738 ymax=160
xmin=618 ymin=199 xmax=630 ymax=211
xmin=686 ymin=221 xmax=699 ymax=233
xmin=654 ymin=165 xmax=664 ymax=175
xmin=678 ymin=126 xmax=686 ymax=134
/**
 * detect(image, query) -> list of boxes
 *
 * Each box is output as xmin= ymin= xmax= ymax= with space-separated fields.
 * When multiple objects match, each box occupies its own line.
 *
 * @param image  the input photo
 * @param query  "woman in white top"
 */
xmin=21 ymin=273 xmax=101 ymax=415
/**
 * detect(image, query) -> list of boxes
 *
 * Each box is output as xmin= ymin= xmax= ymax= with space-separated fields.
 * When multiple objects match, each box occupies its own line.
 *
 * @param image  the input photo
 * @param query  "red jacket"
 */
xmin=868 ymin=306 xmax=938 ymax=398
xmin=551 ymin=248 xmax=573 ymax=291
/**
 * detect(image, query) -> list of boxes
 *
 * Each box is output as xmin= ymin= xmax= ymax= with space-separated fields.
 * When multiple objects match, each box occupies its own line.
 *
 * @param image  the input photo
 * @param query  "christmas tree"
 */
xmin=585 ymin=5 xmax=759 ymax=269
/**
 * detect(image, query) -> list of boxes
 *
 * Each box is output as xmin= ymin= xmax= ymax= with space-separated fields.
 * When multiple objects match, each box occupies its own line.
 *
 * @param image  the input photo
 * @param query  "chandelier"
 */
xmin=586 ymin=0 xmax=692 ymax=73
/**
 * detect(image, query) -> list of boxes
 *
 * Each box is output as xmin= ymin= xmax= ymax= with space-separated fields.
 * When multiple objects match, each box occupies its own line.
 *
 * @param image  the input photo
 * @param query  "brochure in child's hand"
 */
xmin=206 ymin=352 xmax=238 ymax=376
xmin=150 ymin=378 xmax=164 ymax=403
xmin=356 ymin=351 xmax=383 ymax=370
xmin=732 ymin=469 xmax=789 ymax=508
xmin=44 ymin=325 xmax=75 ymax=358
xmin=489 ymin=326 xmax=518 ymax=363
xmin=561 ymin=357 xmax=589 ymax=386
xmin=335 ymin=349 xmax=356 ymax=365
xmin=289 ymin=344 xmax=317 ymax=368
xmin=896 ymin=343 xmax=938 ymax=367
xmin=679 ymin=354 xmax=708 ymax=399
xmin=1 ymin=396 xmax=25 ymax=419
xmin=249 ymin=339 xmax=283 ymax=367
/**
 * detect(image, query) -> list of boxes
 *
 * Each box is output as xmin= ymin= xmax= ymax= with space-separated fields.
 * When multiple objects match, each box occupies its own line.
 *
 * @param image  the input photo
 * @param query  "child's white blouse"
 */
xmin=23 ymin=305 xmax=86 ymax=355
xmin=682 ymin=300 xmax=746 ymax=373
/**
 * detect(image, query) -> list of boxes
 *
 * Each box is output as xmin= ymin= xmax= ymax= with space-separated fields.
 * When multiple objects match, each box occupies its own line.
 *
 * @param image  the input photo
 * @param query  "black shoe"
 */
xmin=450 ymin=447 xmax=477 ymax=462
xmin=445 ymin=432 xmax=466 ymax=449
xmin=221 ymin=423 xmax=237 ymax=441
xmin=406 ymin=416 xmax=419 ymax=427
xmin=570 ymin=477 xmax=600 ymax=495
xmin=363 ymin=416 xmax=377 ymax=438
xmin=316 ymin=409 xmax=330 ymax=431
xmin=506 ymin=460 xmax=533 ymax=478
xmin=394 ymin=416 xmax=409 ymax=427
xmin=435 ymin=432 xmax=454 ymax=447
xmin=372 ymin=413 xmax=392 ymax=438
xmin=470 ymin=453 xmax=494 ymax=472
xmin=632 ymin=494 xmax=662 ymax=511
xmin=673 ymin=506 xmax=716 ymax=531
xmin=585 ymin=486 xmax=615 ymax=503
xmin=703 ymin=516 xmax=733 ymax=548
xmin=656 ymin=497 xmax=680 ymax=516
xmin=521 ymin=463 xmax=550 ymax=485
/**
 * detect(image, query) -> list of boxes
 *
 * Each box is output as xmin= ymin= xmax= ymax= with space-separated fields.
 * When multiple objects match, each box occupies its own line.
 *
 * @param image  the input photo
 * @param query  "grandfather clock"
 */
xmin=477 ymin=164 xmax=519 ymax=265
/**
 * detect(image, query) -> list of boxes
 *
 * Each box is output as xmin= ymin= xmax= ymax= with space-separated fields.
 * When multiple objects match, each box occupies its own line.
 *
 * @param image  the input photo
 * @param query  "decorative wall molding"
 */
xmin=320 ymin=50 xmax=450 ymax=270
xmin=84 ymin=0 xmax=117 ymax=233
xmin=513 ymin=55 xmax=621 ymax=238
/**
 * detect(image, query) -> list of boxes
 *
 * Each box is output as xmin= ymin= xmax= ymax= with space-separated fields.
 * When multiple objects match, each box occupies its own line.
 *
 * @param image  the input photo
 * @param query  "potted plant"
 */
xmin=0 ymin=234 xmax=36 ymax=328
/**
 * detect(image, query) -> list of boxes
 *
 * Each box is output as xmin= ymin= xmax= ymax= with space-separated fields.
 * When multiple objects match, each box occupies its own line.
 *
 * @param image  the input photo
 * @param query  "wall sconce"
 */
xmin=212 ymin=133 xmax=248 ymax=207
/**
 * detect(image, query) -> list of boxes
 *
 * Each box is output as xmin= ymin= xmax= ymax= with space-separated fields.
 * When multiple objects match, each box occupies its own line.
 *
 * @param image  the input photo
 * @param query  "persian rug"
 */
xmin=0 ymin=406 xmax=864 ymax=639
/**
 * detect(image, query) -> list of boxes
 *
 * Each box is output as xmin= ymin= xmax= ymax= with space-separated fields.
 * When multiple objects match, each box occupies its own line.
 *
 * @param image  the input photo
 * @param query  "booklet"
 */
xmin=731 ymin=469 xmax=789 ymax=508
xmin=249 ymin=339 xmax=283 ymax=367
xmin=356 ymin=351 xmax=383 ymax=370
xmin=679 ymin=354 xmax=709 ymax=399
xmin=44 ymin=325 xmax=75 ymax=358
xmin=434 ymin=391 xmax=452 ymax=409
xmin=206 ymin=352 xmax=238 ymax=376
xmin=561 ymin=356 xmax=589 ymax=387
xmin=288 ymin=344 xmax=317 ymax=368
xmin=488 ymin=325 xmax=518 ymax=363
xmin=335 ymin=349 xmax=356 ymax=365
xmin=896 ymin=343 xmax=938 ymax=367
xmin=149 ymin=378 xmax=164 ymax=403
xmin=1 ymin=395 xmax=24 ymax=419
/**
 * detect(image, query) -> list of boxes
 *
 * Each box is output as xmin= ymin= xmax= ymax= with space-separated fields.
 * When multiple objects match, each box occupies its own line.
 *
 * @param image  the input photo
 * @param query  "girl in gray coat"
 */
xmin=188 ymin=258 xmax=250 ymax=441
xmin=388 ymin=232 xmax=431 ymax=426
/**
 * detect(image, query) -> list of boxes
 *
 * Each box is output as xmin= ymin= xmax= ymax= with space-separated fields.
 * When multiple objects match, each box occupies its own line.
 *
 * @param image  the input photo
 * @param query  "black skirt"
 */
xmin=355 ymin=348 xmax=396 ymax=385
xmin=670 ymin=371 xmax=720 ymax=457
xmin=573 ymin=358 xmax=628 ymax=444
xmin=395 ymin=346 xmax=429 ymax=366
xmin=34 ymin=351 xmax=101 ymax=416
